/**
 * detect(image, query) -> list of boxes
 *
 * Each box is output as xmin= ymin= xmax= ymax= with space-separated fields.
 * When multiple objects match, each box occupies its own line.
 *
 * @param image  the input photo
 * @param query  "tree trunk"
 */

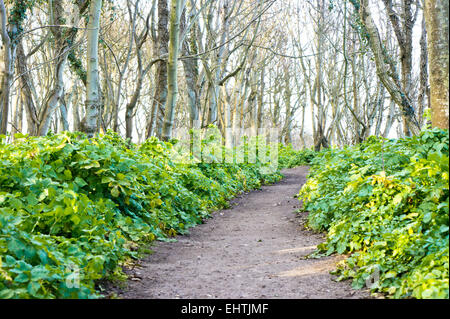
xmin=357 ymin=0 xmax=421 ymax=135
xmin=381 ymin=0 xmax=416 ymax=136
xmin=147 ymin=0 xmax=169 ymax=139
xmin=161 ymin=0 xmax=183 ymax=141
xmin=38 ymin=0 xmax=75 ymax=135
xmin=125 ymin=2 xmax=155 ymax=141
xmin=424 ymin=0 xmax=449 ymax=129
xmin=82 ymin=0 xmax=102 ymax=137
xmin=113 ymin=0 xmax=138 ymax=133
xmin=418 ymin=12 xmax=429 ymax=128
xmin=59 ymin=90 xmax=70 ymax=132
xmin=125 ymin=75 xmax=143 ymax=140
xmin=256 ymin=66 xmax=265 ymax=130
xmin=16 ymin=41 xmax=39 ymax=135
xmin=180 ymin=8 xmax=200 ymax=130
xmin=0 ymin=0 xmax=15 ymax=135
xmin=72 ymin=87 xmax=81 ymax=131
xmin=11 ymin=86 xmax=21 ymax=135
xmin=37 ymin=46 xmax=72 ymax=135
xmin=207 ymin=0 xmax=230 ymax=126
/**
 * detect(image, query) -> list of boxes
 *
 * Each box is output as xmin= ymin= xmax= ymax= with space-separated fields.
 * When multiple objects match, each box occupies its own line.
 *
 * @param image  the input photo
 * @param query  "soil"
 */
xmin=104 ymin=166 xmax=371 ymax=299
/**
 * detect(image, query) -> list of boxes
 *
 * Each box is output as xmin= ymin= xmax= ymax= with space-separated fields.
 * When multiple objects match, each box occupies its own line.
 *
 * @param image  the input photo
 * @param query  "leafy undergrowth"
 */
xmin=298 ymin=128 xmax=449 ymax=299
xmin=278 ymin=144 xmax=317 ymax=168
xmin=0 ymin=130 xmax=283 ymax=298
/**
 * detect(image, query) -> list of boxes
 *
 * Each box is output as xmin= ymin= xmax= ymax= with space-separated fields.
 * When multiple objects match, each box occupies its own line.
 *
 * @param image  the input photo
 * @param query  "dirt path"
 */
xmin=107 ymin=166 xmax=370 ymax=299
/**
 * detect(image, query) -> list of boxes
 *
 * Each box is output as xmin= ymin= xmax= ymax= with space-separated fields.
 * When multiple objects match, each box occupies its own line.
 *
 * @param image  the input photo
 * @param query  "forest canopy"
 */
xmin=0 ymin=0 xmax=447 ymax=146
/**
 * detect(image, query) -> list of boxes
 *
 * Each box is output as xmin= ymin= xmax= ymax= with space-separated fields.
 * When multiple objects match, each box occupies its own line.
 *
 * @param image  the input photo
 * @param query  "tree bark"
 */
xmin=82 ymin=0 xmax=102 ymax=137
xmin=125 ymin=2 xmax=155 ymax=140
xmin=207 ymin=0 xmax=230 ymax=126
xmin=180 ymin=7 xmax=200 ymax=130
xmin=424 ymin=0 xmax=449 ymax=129
xmin=16 ymin=41 xmax=39 ymax=135
xmin=113 ymin=0 xmax=139 ymax=133
xmin=0 ymin=0 xmax=18 ymax=135
xmin=147 ymin=0 xmax=169 ymax=139
xmin=418 ymin=12 xmax=429 ymax=127
xmin=161 ymin=0 xmax=183 ymax=141
xmin=37 ymin=4 xmax=76 ymax=136
xmin=356 ymin=0 xmax=421 ymax=135
xmin=381 ymin=0 xmax=417 ymax=136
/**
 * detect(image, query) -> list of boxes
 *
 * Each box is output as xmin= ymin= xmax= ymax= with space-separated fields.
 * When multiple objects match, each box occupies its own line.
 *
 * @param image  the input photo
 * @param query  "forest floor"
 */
xmin=104 ymin=166 xmax=371 ymax=299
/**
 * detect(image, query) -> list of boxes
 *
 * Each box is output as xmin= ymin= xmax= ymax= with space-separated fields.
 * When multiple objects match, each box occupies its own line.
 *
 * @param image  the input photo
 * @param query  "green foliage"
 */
xmin=298 ymin=128 xmax=449 ymax=298
xmin=68 ymin=52 xmax=87 ymax=84
xmin=278 ymin=144 xmax=317 ymax=168
xmin=0 ymin=130 xmax=282 ymax=298
xmin=7 ymin=0 xmax=32 ymax=40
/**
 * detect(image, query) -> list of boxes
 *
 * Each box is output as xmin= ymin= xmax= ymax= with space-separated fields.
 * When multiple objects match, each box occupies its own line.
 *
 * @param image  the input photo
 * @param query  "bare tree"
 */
xmin=355 ymin=0 xmax=421 ymax=135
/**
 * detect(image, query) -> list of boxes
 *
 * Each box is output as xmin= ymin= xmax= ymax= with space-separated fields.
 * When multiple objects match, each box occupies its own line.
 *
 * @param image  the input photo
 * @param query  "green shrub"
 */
xmin=298 ymin=128 xmax=449 ymax=298
xmin=0 ymin=130 xmax=282 ymax=298
xmin=278 ymin=144 xmax=316 ymax=168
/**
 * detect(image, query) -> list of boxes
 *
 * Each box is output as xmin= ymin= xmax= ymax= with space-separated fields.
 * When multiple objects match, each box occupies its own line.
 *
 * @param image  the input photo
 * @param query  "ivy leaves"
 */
xmin=0 ymin=130 xmax=282 ymax=298
xmin=299 ymin=129 xmax=449 ymax=299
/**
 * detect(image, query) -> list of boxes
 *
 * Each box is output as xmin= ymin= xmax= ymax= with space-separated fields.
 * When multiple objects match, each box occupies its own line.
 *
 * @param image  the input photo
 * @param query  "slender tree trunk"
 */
xmin=59 ymin=90 xmax=70 ymax=132
xmin=184 ymin=63 xmax=200 ymax=129
xmin=147 ymin=0 xmax=169 ymax=139
xmin=0 ymin=0 xmax=15 ymax=135
xmin=381 ymin=0 xmax=416 ymax=136
xmin=418 ymin=13 xmax=429 ymax=128
xmin=125 ymin=75 xmax=143 ymax=140
xmin=113 ymin=0 xmax=138 ymax=133
xmin=374 ymin=86 xmax=386 ymax=136
xmin=299 ymin=101 xmax=306 ymax=148
xmin=37 ymin=50 xmax=71 ymax=135
xmin=351 ymin=38 xmax=362 ymax=144
xmin=400 ymin=0 xmax=414 ymax=136
xmin=207 ymin=0 xmax=230 ymax=126
xmin=82 ymin=0 xmax=102 ymax=137
xmin=38 ymin=0 xmax=83 ymax=135
xmin=424 ymin=0 xmax=449 ymax=129
xmin=72 ymin=86 xmax=81 ymax=131
xmin=256 ymin=66 xmax=265 ymax=130
xmin=356 ymin=0 xmax=421 ymax=135
xmin=125 ymin=3 xmax=155 ymax=141
xmin=161 ymin=0 xmax=183 ymax=141
xmin=11 ymin=86 xmax=21 ymax=135
xmin=282 ymin=68 xmax=292 ymax=144
xmin=16 ymin=41 xmax=39 ymax=135
xmin=180 ymin=7 xmax=200 ymax=130
xmin=383 ymin=100 xmax=396 ymax=137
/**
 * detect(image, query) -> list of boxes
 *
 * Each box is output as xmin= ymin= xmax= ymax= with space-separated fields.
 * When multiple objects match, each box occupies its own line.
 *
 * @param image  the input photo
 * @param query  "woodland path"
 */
xmin=106 ymin=166 xmax=370 ymax=299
